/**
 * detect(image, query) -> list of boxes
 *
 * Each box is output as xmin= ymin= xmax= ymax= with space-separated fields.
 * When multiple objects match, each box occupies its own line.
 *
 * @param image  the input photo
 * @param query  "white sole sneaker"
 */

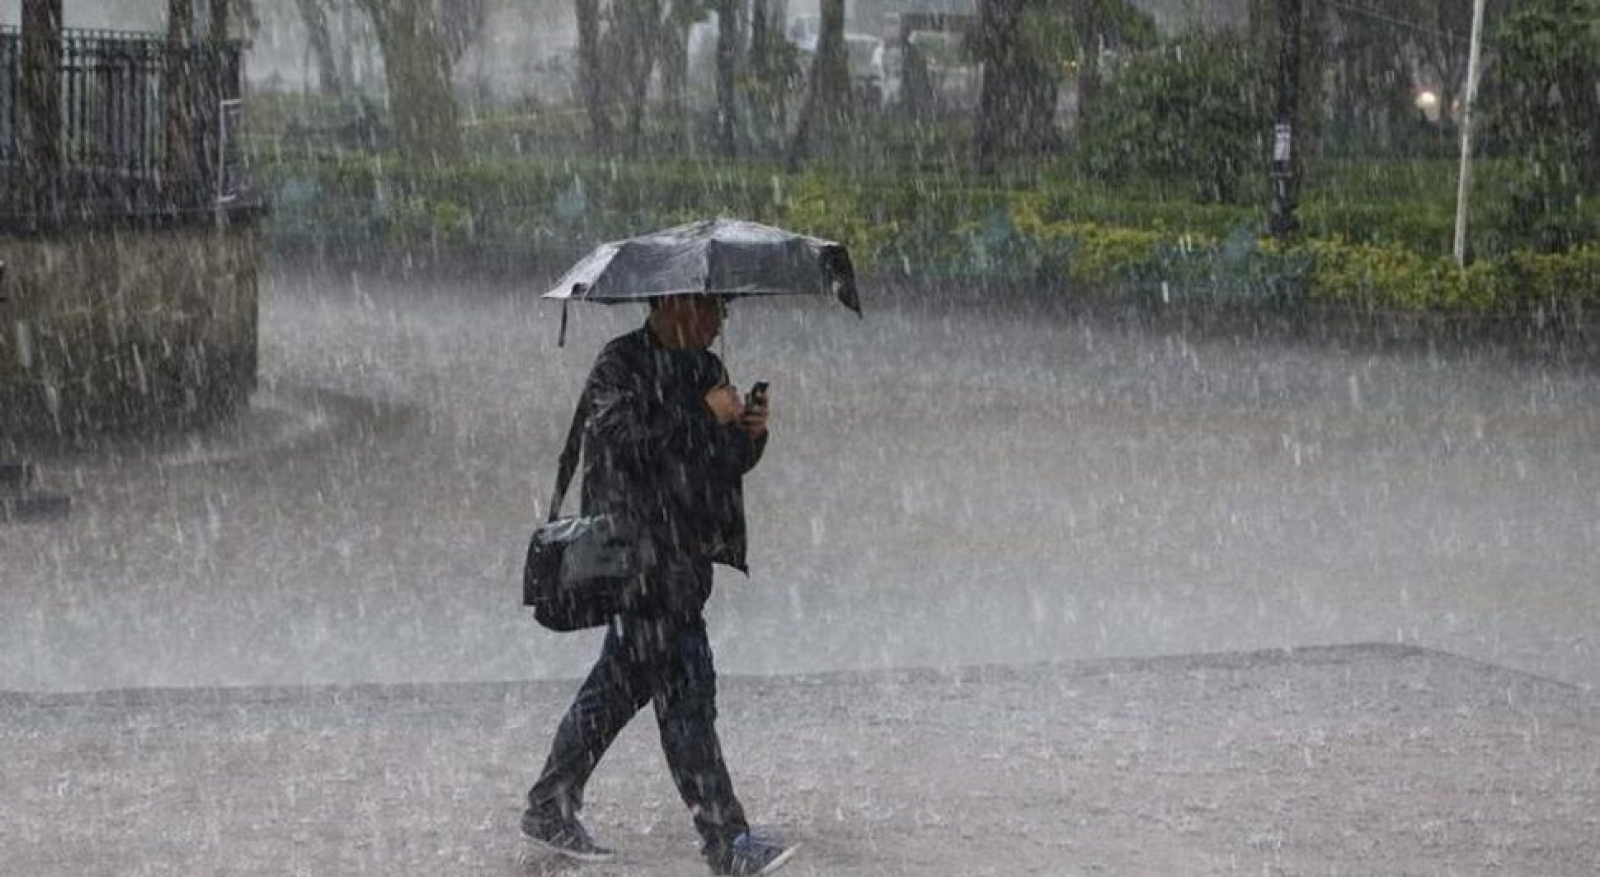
xmin=759 ymin=843 xmax=799 ymax=875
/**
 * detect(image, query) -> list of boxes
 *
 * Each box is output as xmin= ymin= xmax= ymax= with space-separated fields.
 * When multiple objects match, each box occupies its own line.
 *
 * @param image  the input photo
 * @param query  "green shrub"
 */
xmin=1295 ymin=238 xmax=1600 ymax=314
xmin=1080 ymin=31 xmax=1269 ymax=205
xmin=1500 ymin=246 xmax=1600 ymax=311
xmin=253 ymin=151 xmax=1600 ymax=317
xmin=780 ymin=174 xmax=901 ymax=267
xmin=1001 ymin=193 xmax=1599 ymax=314
xmin=1483 ymin=0 xmax=1600 ymax=251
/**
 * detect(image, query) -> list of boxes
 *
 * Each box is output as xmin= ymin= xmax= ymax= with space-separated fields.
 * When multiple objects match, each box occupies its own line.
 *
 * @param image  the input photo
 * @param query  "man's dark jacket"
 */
xmin=578 ymin=325 xmax=765 ymax=606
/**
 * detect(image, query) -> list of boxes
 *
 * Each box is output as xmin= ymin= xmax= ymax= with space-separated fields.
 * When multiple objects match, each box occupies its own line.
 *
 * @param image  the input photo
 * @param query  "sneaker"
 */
xmin=705 ymin=832 xmax=798 ymax=876
xmin=521 ymin=808 xmax=615 ymax=863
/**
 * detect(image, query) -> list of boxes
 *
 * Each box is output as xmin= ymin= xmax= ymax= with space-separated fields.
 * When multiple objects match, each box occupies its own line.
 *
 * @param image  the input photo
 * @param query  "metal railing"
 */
xmin=0 ymin=26 xmax=250 ymax=228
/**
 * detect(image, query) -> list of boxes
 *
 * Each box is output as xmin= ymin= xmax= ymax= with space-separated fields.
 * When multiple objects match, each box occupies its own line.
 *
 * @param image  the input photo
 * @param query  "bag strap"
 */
xmin=546 ymin=390 xmax=588 ymax=523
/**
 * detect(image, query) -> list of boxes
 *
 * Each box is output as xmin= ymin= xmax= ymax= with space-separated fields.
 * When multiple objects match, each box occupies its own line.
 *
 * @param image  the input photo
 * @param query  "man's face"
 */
xmin=660 ymin=295 xmax=727 ymax=349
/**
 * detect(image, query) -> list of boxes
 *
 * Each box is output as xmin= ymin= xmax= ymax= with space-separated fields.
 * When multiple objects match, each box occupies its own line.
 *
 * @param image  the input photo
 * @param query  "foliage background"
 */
xmin=247 ymin=0 xmax=1600 ymax=324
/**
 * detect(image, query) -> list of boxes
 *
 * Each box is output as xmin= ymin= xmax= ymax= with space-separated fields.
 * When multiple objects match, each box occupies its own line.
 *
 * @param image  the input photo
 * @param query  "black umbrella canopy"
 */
xmin=543 ymin=218 xmax=861 ymax=314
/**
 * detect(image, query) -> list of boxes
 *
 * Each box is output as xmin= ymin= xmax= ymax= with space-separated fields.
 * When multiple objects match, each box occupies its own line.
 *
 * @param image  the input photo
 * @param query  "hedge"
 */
xmin=255 ymin=155 xmax=1600 ymax=316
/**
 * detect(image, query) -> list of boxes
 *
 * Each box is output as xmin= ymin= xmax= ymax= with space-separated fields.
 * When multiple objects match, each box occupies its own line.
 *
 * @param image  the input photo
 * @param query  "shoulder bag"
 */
xmin=523 ymin=393 xmax=656 ymax=631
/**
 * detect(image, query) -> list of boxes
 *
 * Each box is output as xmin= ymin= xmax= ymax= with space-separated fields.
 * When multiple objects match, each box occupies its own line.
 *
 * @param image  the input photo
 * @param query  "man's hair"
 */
xmin=651 ymin=295 xmax=720 ymax=312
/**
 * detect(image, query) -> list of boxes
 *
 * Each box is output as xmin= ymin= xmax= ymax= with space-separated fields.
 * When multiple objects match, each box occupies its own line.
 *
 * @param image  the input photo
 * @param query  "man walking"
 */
xmin=523 ymin=293 xmax=795 ymax=876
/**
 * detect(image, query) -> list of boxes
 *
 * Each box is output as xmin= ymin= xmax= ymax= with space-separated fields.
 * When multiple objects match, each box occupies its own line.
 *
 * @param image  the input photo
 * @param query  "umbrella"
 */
xmin=543 ymin=219 xmax=860 ymax=343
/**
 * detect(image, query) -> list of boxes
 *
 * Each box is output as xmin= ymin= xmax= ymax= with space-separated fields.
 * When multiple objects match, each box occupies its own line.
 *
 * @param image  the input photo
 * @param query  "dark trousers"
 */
xmin=527 ymin=558 xmax=749 ymax=850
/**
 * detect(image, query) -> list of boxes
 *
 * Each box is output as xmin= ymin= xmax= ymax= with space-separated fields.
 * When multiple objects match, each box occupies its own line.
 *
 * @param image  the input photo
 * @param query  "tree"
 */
xmin=1413 ymin=0 xmax=1512 ymax=120
xmin=1071 ymin=0 xmax=1159 ymax=125
xmin=973 ymin=0 xmax=1059 ymax=172
xmin=787 ymin=0 xmax=849 ymax=166
xmin=573 ymin=0 xmax=615 ymax=151
xmin=1490 ymin=0 xmax=1600 ymax=187
xmin=1081 ymin=31 xmax=1268 ymax=204
xmin=655 ymin=0 xmax=696 ymax=151
xmin=974 ymin=0 xmax=1155 ymax=172
xmin=614 ymin=0 xmax=662 ymax=156
xmin=1323 ymin=0 xmax=1415 ymax=155
xmin=1483 ymin=0 xmax=1600 ymax=249
xmin=355 ymin=0 xmax=462 ymax=160
xmin=565 ymin=0 xmax=708 ymax=156
xmin=744 ymin=0 xmax=796 ymax=150
xmin=436 ymin=0 xmax=488 ymax=66
xmin=714 ymin=0 xmax=740 ymax=155
xmin=20 ymin=0 xmax=62 ymax=211
xmin=293 ymin=0 xmax=344 ymax=95
xmin=749 ymin=0 xmax=772 ymax=84
xmin=165 ymin=0 xmax=198 ymax=190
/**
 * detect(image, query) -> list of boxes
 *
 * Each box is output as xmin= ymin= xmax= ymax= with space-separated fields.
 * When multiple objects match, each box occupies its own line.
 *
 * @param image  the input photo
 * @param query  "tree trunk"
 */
xmin=747 ymin=0 xmax=786 ymax=151
xmin=750 ymin=0 xmax=770 ymax=83
xmin=437 ymin=0 xmax=488 ymax=66
xmin=294 ymin=0 xmax=345 ymax=95
xmin=1297 ymin=0 xmax=1326 ymax=158
xmin=1560 ymin=56 xmax=1600 ymax=191
xmin=659 ymin=18 xmax=689 ymax=152
xmin=165 ymin=0 xmax=199 ymax=195
xmin=1247 ymin=0 xmax=1275 ymax=61
xmin=574 ymin=0 xmax=614 ymax=152
xmin=617 ymin=0 xmax=659 ymax=157
xmin=1021 ymin=5 xmax=1058 ymax=156
xmin=357 ymin=0 xmax=462 ymax=162
xmin=1075 ymin=0 xmax=1102 ymax=127
xmin=975 ymin=0 xmax=1062 ymax=167
xmin=714 ymin=0 xmax=740 ymax=156
xmin=974 ymin=0 xmax=1022 ymax=173
xmin=19 ymin=0 xmax=62 ymax=220
xmin=787 ymin=0 xmax=849 ymax=166
xmin=195 ymin=0 xmax=235 ymax=196
xmin=209 ymin=0 xmax=231 ymax=40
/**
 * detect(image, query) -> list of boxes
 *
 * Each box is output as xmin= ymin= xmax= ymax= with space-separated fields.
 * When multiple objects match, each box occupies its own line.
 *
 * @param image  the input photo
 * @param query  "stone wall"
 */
xmin=0 ymin=224 xmax=259 ymax=443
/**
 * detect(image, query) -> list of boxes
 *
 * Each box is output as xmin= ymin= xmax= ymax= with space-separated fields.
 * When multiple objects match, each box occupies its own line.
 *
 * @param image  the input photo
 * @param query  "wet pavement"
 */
xmin=5 ymin=269 xmax=1600 ymax=874
xmin=2 ymin=645 xmax=1596 ymax=876
xmin=3 ymin=269 xmax=1598 ymax=693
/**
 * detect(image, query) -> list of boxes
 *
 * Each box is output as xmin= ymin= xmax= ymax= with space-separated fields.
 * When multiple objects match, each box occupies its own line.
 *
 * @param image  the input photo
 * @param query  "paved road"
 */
xmin=3 ymin=270 xmax=1599 ymax=693
xmin=3 ymin=646 xmax=1597 ymax=876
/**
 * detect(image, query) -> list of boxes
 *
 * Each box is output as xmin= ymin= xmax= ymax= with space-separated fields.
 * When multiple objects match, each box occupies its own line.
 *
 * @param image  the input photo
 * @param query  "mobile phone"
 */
xmin=745 ymin=380 xmax=769 ymax=408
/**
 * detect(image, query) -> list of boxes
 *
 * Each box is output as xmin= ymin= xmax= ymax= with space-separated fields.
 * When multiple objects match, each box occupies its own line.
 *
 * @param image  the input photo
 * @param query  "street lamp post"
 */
xmin=1453 ymin=0 xmax=1488 ymax=267
xmin=1269 ymin=0 xmax=1303 ymax=241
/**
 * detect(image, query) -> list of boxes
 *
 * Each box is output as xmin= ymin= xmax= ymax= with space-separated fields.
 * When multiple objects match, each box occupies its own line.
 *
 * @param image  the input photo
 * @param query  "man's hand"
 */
xmin=740 ymin=388 xmax=769 ymax=440
xmin=705 ymin=384 xmax=744 ymax=425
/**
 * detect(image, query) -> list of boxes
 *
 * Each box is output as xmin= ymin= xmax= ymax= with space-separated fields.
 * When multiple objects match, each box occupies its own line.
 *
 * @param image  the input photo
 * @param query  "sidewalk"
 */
xmin=3 ymin=644 xmax=1596 ymax=876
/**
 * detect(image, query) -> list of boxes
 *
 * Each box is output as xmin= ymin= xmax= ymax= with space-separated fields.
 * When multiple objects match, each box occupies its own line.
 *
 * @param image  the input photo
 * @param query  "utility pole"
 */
xmin=1268 ymin=0 xmax=1302 ymax=241
xmin=1453 ymin=0 xmax=1488 ymax=267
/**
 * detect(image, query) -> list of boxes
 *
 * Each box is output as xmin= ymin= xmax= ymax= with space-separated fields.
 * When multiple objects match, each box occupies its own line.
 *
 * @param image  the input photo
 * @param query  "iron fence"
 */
xmin=0 ymin=26 xmax=250 ymax=228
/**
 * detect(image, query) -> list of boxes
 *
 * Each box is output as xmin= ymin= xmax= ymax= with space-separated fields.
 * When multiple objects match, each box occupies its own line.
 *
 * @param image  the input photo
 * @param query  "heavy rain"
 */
xmin=2 ymin=0 xmax=1598 ymax=874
